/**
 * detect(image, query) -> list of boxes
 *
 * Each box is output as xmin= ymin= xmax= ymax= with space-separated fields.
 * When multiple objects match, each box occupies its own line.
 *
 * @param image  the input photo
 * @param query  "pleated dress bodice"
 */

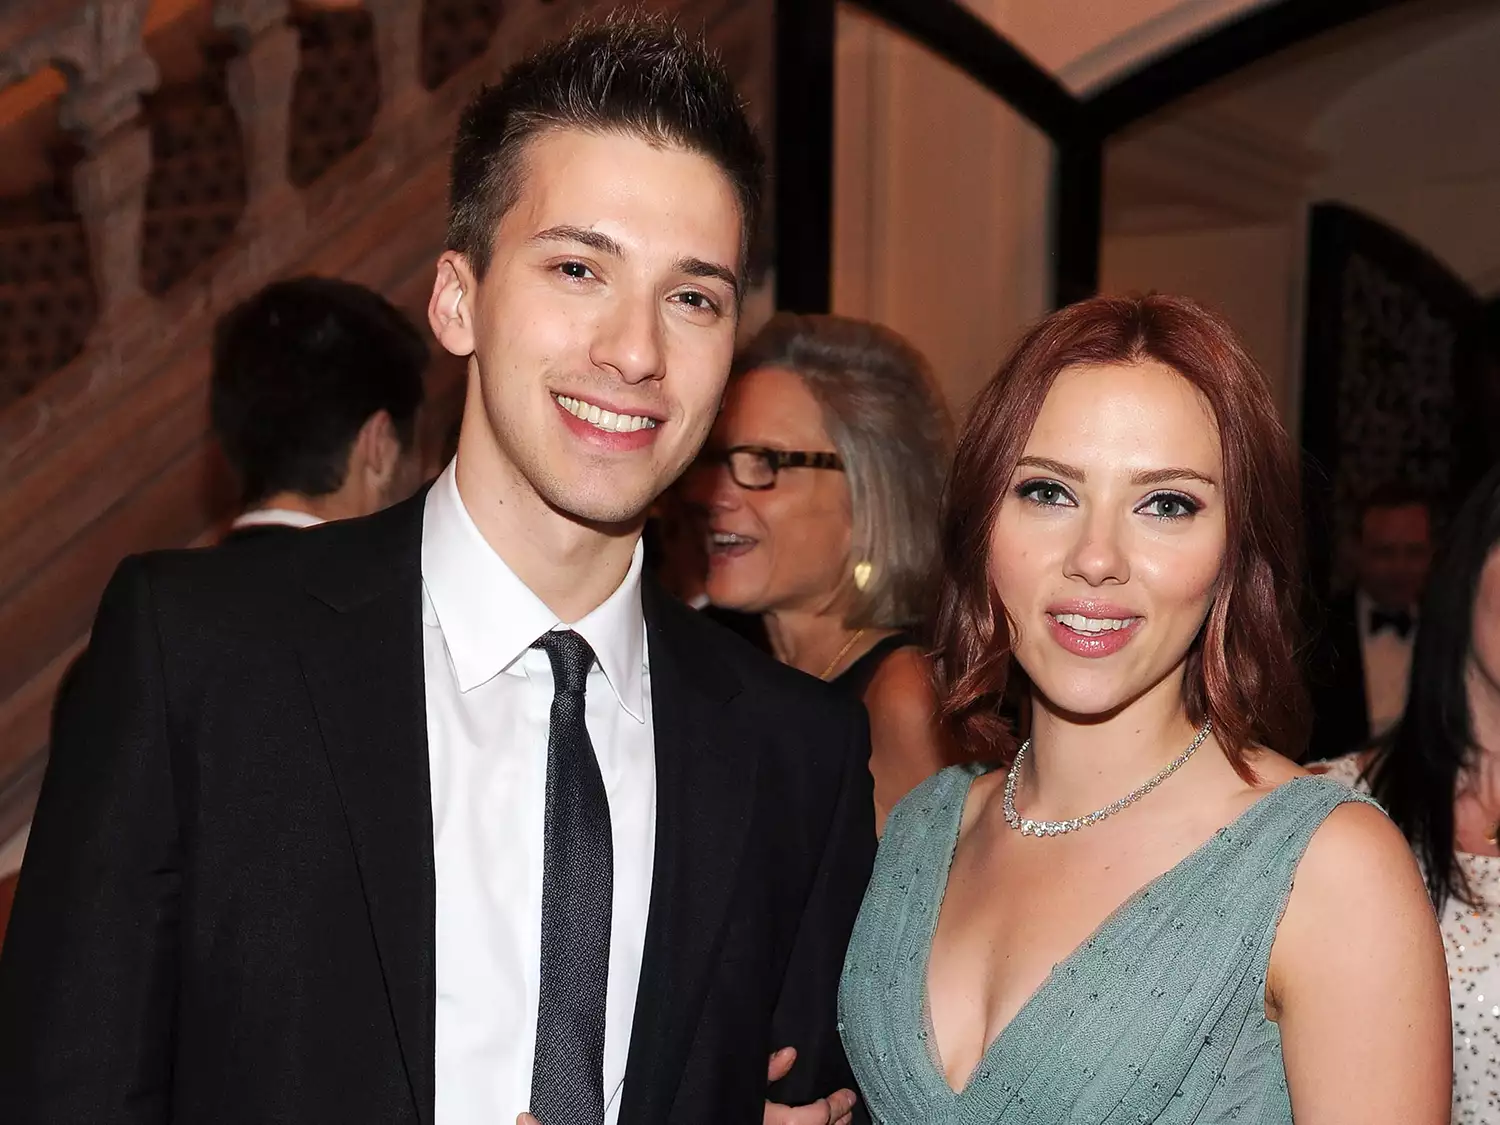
xmin=838 ymin=766 xmax=1372 ymax=1124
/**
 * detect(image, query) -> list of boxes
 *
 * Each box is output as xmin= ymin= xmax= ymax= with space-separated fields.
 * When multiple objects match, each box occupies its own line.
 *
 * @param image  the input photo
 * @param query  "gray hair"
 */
xmin=732 ymin=313 xmax=953 ymax=630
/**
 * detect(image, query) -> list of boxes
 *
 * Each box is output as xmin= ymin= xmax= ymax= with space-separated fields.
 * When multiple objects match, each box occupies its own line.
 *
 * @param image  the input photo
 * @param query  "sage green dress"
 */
xmin=838 ymin=766 xmax=1371 ymax=1124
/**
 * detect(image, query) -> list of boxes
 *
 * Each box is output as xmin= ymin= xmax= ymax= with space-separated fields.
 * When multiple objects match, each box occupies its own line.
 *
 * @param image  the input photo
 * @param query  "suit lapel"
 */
xmin=620 ymin=583 xmax=756 ymax=1124
xmin=295 ymin=495 xmax=436 ymax=1125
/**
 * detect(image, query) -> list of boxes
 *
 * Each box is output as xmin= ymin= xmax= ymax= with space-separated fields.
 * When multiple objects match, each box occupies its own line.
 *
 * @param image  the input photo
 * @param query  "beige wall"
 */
xmin=1100 ymin=223 xmax=1306 ymax=429
xmin=1311 ymin=7 xmax=1500 ymax=294
xmin=998 ymin=0 xmax=1276 ymax=91
xmin=828 ymin=0 xmax=1500 ymax=448
xmin=833 ymin=4 xmax=1052 ymax=414
xmin=827 ymin=0 xmax=1282 ymax=415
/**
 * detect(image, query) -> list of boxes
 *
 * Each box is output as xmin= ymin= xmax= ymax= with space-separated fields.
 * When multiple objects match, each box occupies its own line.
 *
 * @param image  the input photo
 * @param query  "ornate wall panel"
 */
xmin=1300 ymin=201 xmax=1491 ymax=597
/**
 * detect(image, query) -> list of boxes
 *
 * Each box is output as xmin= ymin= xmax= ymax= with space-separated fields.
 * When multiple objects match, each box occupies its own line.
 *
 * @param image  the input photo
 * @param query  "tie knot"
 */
xmin=532 ymin=629 xmax=596 ymax=694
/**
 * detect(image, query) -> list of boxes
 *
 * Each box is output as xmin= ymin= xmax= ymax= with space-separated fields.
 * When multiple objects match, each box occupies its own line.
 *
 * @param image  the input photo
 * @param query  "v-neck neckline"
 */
xmin=917 ymin=770 xmax=1318 ymax=1100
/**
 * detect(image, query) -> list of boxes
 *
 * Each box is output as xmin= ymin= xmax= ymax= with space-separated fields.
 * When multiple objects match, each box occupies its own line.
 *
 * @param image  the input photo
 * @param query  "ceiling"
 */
xmin=1101 ymin=0 xmax=1500 ymax=287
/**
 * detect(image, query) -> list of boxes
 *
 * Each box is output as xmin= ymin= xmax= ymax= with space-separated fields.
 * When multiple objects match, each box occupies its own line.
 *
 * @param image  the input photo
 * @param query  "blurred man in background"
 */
xmin=210 ymin=275 xmax=428 ymax=542
xmin=1311 ymin=485 xmax=1435 ymax=756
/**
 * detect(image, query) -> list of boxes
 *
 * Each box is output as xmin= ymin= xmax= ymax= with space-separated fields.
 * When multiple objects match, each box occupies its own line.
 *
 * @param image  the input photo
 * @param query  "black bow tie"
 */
xmin=1369 ymin=607 xmax=1414 ymax=639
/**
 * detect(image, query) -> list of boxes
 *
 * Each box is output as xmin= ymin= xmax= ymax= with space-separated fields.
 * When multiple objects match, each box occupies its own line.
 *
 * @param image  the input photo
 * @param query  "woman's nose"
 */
xmin=1063 ymin=510 xmax=1130 ymax=586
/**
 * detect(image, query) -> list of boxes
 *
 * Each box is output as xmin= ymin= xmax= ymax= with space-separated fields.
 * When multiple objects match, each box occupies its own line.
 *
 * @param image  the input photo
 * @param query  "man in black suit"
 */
xmin=1310 ymin=486 xmax=1434 ymax=757
xmin=0 ymin=16 xmax=873 ymax=1125
xmin=210 ymin=276 xmax=429 ymax=543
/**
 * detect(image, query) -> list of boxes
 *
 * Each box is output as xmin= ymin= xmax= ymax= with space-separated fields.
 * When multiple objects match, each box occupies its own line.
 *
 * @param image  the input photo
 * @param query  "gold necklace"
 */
xmin=819 ymin=628 xmax=867 ymax=681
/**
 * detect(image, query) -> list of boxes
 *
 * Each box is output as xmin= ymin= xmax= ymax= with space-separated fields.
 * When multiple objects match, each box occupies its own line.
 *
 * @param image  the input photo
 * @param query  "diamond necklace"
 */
xmin=1003 ymin=718 xmax=1213 ymax=837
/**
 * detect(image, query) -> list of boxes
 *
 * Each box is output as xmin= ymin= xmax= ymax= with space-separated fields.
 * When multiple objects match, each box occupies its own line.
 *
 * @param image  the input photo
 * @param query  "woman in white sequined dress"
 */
xmin=1316 ymin=463 xmax=1500 ymax=1123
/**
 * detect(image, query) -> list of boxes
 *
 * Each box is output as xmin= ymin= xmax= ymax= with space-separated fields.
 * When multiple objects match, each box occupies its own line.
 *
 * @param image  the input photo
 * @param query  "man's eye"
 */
xmin=559 ymin=261 xmax=593 ymax=280
xmin=674 ymin=291 xmax=720 ymax=314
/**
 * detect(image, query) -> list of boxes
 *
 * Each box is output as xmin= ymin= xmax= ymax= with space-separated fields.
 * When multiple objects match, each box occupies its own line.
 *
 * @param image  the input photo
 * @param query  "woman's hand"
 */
xmin=764 ymin=1046 xmax=858 ymax=1125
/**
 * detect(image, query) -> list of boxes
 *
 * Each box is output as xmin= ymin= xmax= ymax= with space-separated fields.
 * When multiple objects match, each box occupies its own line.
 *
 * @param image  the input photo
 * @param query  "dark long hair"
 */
xmin=933 ymin=295 xmax=1307 ymax=777
xmin=1365 ymin=462 xmax=1500 ymax=910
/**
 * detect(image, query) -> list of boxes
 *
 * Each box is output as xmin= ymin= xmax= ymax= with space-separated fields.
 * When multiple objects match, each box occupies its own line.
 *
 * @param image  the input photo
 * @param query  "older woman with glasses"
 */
xmin=685 ymin=312 xmax=954 ymax=831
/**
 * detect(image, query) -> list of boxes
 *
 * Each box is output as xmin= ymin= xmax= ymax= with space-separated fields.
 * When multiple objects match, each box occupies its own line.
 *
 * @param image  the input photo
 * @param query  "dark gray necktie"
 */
xmin=529 ymin=630 xmax=613 ymax=1125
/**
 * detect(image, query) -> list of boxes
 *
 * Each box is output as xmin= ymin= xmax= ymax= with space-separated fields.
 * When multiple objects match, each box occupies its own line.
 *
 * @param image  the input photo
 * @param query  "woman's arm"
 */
xmin=1271 ymin=800 xmax=1451 ymax=1124
xmin=863 ymin=648 xmax=952 ymax=834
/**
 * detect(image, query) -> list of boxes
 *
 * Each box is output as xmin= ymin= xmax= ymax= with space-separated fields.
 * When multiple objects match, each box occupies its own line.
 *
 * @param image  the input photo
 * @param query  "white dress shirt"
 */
xmin=1356 ymin=589 xmax=1416 ymax=738
xmin=230 ymin=507 xmax=326 ymax=530
xmin=421 ymin=463 xmax=655 ymax=1125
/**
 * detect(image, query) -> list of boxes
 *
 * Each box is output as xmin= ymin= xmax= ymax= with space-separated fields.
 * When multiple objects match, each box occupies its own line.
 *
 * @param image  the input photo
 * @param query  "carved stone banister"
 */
xmin=216 ymin=1 xmax=301 ymax=232
xmin=52 ymin=2 xmax=160 ymax=332
xmin=367 ymin=0 xmax=427 ymax=122
xmin=0 ymin=2 xmax=82 ymax=78
xmin=0 ymin=2 xmax=160 ymax=140
xmin=71 ymin=123 xmax=152 ymax=319
xmin=0 ymin=1 xmax=161 ymax=323
xmin=211 ymin=0 xmax=290 ymax=40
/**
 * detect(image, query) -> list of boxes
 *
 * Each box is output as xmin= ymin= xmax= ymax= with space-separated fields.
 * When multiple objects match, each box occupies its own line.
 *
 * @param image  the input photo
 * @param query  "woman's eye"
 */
xmin=1016 ymin=480 xmax=1073 ymax=507
xmin=1139 ymin=492 xmax=1199 ymax=520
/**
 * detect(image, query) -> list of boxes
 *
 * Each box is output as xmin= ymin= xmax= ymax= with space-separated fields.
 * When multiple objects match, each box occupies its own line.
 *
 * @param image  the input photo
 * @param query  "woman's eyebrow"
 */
xmin=1131 ymin=467 xmax=1218 ymax=488
xmin=1016 ymin=456 xmax=1085 ymax=481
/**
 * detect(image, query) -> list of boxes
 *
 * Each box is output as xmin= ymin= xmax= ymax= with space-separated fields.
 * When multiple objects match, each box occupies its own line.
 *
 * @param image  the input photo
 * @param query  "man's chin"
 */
xmin=540 ymin=486 xmax=659 ymax=532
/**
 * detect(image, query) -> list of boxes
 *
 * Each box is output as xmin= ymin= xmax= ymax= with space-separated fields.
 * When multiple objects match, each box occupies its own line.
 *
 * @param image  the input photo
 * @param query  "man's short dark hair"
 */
xmin=446 ymin=12 xmax=764 ymax=284
xmin=210 ymin=276 xmax=428 ymax=506
xmin=1357 ymin=482 xmax=1434 ymax=534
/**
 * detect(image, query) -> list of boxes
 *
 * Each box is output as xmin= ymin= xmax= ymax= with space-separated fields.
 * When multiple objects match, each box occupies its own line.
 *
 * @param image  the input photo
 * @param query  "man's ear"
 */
xmin=429 ymin=252 xmax=477 ymax=358
xmin=353 ymin=410 xmax=401 ymax=494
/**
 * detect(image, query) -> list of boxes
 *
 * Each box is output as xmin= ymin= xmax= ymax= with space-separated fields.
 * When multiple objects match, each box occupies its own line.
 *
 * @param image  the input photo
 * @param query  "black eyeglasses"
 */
xmin=694 ymin=445 xmax=845 ymax=490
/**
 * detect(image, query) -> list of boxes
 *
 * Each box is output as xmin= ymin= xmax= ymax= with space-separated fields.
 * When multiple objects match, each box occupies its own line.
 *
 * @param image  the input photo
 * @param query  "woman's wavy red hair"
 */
xmin=933 ymin=294 xmax=1308 ymax=776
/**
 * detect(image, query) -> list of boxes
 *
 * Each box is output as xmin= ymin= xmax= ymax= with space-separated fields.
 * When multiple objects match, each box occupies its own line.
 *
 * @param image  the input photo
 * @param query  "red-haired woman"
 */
xmin=836 ymin=295 xmax=1449 ymax=1123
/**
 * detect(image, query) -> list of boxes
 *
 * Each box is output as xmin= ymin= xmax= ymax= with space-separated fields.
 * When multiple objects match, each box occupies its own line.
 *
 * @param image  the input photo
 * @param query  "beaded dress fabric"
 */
xmin=838 ymin=766 xmax=1371 ymax=1124
xmin=1319 ymin=752 xmax=1497 ymax=1123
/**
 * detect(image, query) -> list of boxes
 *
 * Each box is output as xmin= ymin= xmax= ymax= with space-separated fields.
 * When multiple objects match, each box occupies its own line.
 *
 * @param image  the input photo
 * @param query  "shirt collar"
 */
xmin=1356 ymin=589 xmax=1418 ymax=633
xmin=232 ymin=508 xmax=326 ymax=530
xmin=420 ymin=461 xmax=646 ymax=721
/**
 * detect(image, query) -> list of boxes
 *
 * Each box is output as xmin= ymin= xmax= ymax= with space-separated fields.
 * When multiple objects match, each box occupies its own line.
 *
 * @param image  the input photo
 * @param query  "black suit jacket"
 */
xmin=218 ymin=521 xmax=305 ymax=545
xmin=1307 ymin=592 xmax=1372 ymax=759
xmin=0 ymin=492 xmax=875 ymax=1124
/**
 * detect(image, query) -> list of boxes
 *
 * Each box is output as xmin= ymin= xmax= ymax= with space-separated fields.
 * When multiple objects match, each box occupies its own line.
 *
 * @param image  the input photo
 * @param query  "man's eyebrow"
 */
xmin=674 ymin=256 xmax=740 ymax=301
xmin=527 ymin=228 xmax=740 ymax=303
xmin=528 ymin=225 xmax=624 ymax=256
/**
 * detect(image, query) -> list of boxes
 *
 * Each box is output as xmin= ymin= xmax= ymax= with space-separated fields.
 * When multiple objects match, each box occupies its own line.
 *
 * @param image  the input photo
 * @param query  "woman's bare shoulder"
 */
xmin=863 ymin=645 xmax=940 ymax=721
xmin=1243 ymin=747 xmax=1308 ymax=787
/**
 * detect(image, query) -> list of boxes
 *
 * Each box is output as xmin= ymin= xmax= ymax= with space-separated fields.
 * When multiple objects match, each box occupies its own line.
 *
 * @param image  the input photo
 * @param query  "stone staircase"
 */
xmin=0 ymin=1 xmax=512 ymax=410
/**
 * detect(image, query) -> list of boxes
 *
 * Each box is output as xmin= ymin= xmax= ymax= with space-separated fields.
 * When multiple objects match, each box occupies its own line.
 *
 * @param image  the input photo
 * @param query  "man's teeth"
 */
xmin=711 ymin=532 xmax=754 ymax=547
xmin=1053 ymin=613 xmax=1137 ymax=634
xmin=554 ymin=394 xmax=658 ymax=433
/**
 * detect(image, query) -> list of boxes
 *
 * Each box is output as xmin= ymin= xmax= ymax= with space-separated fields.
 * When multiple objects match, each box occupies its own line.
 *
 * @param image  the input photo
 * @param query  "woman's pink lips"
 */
xmin=1046 ymin=612 xmax=1142 ymax=658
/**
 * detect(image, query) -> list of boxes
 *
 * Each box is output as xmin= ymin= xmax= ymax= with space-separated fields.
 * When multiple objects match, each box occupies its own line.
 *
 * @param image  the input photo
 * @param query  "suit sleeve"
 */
xmin=0 ymin=557 xmax=182 ymax=1124
xmin=766 ymin=704 xmax=875 ymax=1112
